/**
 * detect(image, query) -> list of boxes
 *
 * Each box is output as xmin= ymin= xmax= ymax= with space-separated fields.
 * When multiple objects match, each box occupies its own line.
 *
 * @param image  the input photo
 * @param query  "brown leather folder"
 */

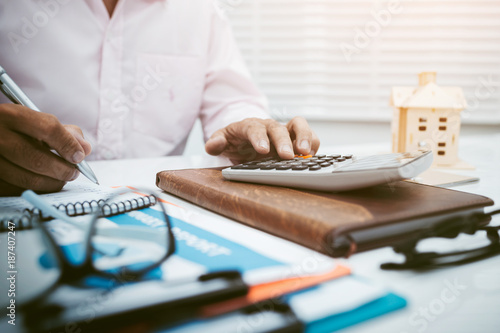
xmin=156 ymin=168 xmax=494 ymax=258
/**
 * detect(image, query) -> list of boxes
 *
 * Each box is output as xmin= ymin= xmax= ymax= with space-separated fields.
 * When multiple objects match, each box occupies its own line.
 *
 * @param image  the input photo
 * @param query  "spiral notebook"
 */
xmin=0 ymin=181 xmax=156 ymax=231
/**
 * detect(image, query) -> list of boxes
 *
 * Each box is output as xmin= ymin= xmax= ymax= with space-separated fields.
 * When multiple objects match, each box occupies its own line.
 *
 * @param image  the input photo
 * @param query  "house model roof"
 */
xmin=390 ymin=72 xmax=467 ymax=110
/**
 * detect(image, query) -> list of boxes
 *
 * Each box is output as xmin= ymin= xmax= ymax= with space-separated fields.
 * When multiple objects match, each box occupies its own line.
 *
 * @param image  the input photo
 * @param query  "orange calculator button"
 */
xmin=294 ymin=155 xmax=313 ymax=159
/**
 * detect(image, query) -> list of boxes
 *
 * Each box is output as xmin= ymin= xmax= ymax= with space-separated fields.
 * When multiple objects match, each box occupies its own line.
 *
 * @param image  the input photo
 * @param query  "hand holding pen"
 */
xmin=0 ymin=65 xmax=98 ymax=196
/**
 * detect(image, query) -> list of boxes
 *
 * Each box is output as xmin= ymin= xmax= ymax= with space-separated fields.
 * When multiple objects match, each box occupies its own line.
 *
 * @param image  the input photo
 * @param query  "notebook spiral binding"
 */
xmin=99 ymin=196 xmax=157 ymax=217
xmin=1 ymin=195 xmax=157 ymax=231
xmin=0 ymin=212 xmax=35 ymax=231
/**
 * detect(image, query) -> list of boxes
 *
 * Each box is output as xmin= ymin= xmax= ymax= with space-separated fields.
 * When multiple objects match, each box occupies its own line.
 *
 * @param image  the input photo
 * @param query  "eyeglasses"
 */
xmin=382 ymin=209 xmax=500 ymax=270
xmin=2 ymin=187 xmax=175 ymax=309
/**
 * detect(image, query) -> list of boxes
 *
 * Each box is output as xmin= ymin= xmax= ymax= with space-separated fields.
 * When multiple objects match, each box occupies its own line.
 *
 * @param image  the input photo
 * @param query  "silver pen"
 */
xmin=0 ymin=65 xmax=99 ymax=185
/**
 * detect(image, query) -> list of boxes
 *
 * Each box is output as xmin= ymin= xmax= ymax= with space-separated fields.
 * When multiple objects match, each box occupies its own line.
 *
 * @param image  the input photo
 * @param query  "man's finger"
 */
xmin=287 ymin=117 xmax=313 ymax=155
xmin=310 ymin=131 xmax=320 ymax=156
xmin=0 ymin=156 xmax=66 ymax=193
xmin=5 ymin=106 xmax=86 ymax=164
xmin=65 ymin=125 xmax=92 ymax=156
xmin=245 ymin=121 xmax=270 ymax=155
xmin=0 ymin=132 xmax=79 ymax=182
xmin=205 ymin=130 xmax=229 ymax=156
xmin=0 ymin=178 xmax=24 ymax=197
xmin=266 ymin=120 xmax=294 ymax=159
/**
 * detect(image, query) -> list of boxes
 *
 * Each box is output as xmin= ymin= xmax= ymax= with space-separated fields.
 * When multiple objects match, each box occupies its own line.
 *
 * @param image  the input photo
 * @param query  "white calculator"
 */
xmin=222 ymin=150 xmax=433 ymax=192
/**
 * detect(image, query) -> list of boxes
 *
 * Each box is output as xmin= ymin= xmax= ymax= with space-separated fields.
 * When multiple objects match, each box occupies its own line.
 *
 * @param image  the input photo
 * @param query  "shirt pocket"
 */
xmin=132 ymin=53 xmax=205 ymax=143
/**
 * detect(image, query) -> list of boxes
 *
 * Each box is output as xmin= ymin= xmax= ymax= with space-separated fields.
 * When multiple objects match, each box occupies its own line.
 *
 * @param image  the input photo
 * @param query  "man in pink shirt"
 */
xmin=0 ymin=0 xmax=319 ymax=195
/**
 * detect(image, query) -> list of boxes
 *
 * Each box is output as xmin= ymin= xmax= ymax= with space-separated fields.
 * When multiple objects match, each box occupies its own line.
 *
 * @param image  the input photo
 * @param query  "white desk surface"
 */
xmin=89 ymin=134 xmax=500 ymax=333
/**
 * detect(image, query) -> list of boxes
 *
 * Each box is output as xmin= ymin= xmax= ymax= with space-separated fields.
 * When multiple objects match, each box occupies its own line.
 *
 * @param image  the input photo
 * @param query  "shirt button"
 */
xmin=106 ymin=33 xmax=113 ymax=43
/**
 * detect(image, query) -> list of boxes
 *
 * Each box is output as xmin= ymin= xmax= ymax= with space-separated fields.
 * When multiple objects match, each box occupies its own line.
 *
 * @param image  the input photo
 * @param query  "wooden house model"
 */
xmin=390 ymin=72 xmax=471 ymax=169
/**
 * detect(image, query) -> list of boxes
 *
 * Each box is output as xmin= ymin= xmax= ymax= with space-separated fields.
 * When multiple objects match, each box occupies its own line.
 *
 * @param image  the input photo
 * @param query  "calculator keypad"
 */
xmin=230 ymin=154 xmax=352 ymax=171
xmin=229 ymin=153 xmax=416 ymax=172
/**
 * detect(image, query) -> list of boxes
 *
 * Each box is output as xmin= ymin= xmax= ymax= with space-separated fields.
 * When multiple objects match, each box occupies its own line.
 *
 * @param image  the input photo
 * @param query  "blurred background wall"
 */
xmin=185 ymin=0 xmax=500 ymax=154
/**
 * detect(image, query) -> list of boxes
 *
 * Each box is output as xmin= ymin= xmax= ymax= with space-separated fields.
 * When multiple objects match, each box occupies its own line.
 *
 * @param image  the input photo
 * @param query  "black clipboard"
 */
xmin=25 ymin=271 xmax=248 ymax=332
xmin=161 ymin=300 xmax=303 ymax=333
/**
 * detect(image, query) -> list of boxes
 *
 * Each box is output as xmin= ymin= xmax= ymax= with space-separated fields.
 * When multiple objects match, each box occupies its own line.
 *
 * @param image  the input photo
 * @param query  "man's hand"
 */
xmin=205 ymin=117 xmax=320 ymax=162
xmin=0 ymin=104 xmax=91 ymax=196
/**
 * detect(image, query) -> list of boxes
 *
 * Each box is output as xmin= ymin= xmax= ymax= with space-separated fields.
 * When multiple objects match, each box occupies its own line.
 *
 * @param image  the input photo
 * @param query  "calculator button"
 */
xmin=336 ymin=158 xmax=346 ymax=162
xmin=319 ymin=162 xmax=331 ymax=167
xmin=276 ymin=165 xmax=292 ymax=170
xmin=343 ymin=155 xmax=353 ymax=159
xmin=320 ymin=157 xmax=334 ymax=161
xmin=292 ymin=165 xmax=308 ymax=170
xmin=242 ymin=164 xmax=260 ymax=169
xmin=243 ymin=161 xmax=258 ymax=165
xmin=260 ymin=165 xmax=275 ymax=170
xmin=309 ymin=165 xmax=321 ymax=171
xmin=303 ymin=162 xmax=318 ymax=166
xmin=329 ymin=155 xmax=341 ymax=159
xmin=231 ymin=164 xmax=245 ymax=169
xmin=315 ymin=154 xmax=326 ymax=158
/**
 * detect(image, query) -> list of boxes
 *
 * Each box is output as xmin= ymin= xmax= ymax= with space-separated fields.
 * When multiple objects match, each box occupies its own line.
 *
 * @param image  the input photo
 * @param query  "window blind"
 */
xmin=220 ymin=0 xmax=500 ymax=124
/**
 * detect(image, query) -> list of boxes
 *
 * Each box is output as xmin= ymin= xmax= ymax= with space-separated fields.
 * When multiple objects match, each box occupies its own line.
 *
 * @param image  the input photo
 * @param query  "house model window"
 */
xmin=390 ymin=72 xmax=472 ymax=169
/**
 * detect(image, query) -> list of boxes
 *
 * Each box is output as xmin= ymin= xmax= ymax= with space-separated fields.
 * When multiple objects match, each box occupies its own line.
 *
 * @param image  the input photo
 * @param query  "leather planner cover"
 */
xmin=156 ymin=168 xmax=494 ymax=258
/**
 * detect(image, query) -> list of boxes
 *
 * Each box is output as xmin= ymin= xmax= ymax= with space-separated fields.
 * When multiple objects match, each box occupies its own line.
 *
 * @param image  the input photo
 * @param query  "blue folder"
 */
xmin=284 ymin=276 xmax=406 ymax=333
xmin=304 ymin=292 xmax=406 ymax=333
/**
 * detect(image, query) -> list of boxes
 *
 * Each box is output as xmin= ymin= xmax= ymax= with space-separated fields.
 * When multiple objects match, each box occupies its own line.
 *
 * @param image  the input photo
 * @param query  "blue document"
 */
xmin=43 ymin=207 xmax=292 ymax=287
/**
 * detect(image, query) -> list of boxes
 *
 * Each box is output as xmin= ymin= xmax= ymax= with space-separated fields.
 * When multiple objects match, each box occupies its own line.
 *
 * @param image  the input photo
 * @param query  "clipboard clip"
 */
xmin=161 ymin=298 xmax=304 ymax=333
